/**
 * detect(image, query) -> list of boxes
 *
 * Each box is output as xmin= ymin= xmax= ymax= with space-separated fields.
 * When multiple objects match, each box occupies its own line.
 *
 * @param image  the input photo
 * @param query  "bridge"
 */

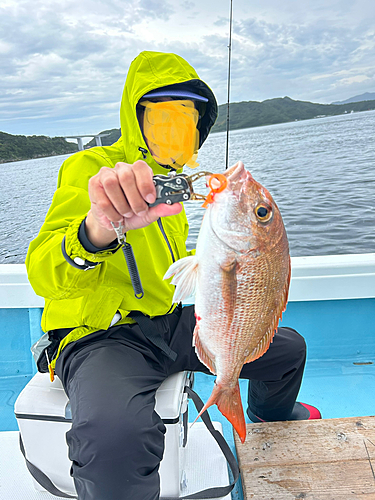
xmin=63 ymin=133 xmax=110 ymax=151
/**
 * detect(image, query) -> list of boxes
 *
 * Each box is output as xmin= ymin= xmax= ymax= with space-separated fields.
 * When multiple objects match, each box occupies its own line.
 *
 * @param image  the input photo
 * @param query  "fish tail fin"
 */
xmin=194 ymin=381 xmax=247 ymax=443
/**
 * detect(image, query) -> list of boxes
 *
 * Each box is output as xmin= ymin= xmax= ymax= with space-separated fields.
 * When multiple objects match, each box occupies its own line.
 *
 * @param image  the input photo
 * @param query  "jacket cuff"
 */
xmin=64 ymin=216 xmax=121 ymax=264
xmin=78 ymin=218 xmax=119 ymax=253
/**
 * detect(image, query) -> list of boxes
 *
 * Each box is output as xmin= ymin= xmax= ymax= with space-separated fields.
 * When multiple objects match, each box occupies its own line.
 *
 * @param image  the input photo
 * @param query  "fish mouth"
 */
xmin=208 ymin=162 xmax=253 ymax=194
xmin=208 ymin=161 xmax=258 ymax=254
xmin=225 ymin=161 xmax=253 ymax=184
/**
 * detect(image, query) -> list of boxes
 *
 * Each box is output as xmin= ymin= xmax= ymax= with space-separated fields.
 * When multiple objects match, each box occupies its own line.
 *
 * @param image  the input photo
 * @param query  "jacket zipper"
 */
xmin=158 ymin=218 xmax=177 ymax=313
xmin=157 ymin=218 xmax=175 ymax=263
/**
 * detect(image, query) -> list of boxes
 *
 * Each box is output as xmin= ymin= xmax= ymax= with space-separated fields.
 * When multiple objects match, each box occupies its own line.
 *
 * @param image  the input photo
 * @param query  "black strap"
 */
xmin=129 ymin=311 xmax=178 ymax=361
xmin=19 ymin=433 xmax=77 ymax=498
xmin=61 ymin=236 xmax=100 ymax=270
xmin=181 ymin=386 xmax=240 ymax=499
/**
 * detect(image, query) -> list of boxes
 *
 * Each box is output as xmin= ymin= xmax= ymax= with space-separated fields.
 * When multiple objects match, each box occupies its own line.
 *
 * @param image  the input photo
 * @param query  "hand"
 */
xmin=86 ymin=160 xmax=183 ymax=248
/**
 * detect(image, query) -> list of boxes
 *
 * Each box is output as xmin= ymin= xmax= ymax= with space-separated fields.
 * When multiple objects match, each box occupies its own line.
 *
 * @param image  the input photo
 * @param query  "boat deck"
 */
xmin=1 ymin=355 xmax=375 ymax=500
xmin=234 ymin=416 xmax=375 ymax=499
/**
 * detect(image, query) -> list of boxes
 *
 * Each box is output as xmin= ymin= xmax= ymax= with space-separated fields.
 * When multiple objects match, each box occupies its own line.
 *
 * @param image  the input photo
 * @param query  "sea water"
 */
xmin=1 ymin=110 xmax=374 ymax=263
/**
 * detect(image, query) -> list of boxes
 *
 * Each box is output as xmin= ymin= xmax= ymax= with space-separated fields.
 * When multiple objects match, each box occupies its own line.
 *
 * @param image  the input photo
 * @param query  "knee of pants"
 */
xmin=67 ymin=398 xmax=166 ymax=469
xmin=280 ymin=327 xmax=307 ymax=366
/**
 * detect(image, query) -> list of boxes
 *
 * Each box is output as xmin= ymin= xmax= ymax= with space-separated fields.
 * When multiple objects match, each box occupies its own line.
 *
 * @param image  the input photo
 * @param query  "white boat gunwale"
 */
xmin=1 ymin=253 xmax=375 ymax=310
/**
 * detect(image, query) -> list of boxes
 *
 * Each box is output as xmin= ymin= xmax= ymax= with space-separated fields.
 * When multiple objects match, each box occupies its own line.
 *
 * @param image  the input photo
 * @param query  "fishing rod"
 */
xmin=225 ymin=0 xmax=233 ymax=170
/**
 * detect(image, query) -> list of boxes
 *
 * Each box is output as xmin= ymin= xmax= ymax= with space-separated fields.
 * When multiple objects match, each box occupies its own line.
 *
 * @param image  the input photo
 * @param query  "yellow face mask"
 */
xmin=141 ymin=99 xmax=200 ymax=169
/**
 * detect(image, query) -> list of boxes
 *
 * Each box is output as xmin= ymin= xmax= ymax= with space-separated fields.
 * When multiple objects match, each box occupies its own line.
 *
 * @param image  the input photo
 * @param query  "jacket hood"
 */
xmin=118 ymin=51 xmax=218 ymax=173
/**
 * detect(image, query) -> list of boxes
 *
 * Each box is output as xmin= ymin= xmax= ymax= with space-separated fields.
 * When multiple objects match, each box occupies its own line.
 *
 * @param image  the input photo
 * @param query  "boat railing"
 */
xmin=1 ymin=253 xmax=375 ymax=311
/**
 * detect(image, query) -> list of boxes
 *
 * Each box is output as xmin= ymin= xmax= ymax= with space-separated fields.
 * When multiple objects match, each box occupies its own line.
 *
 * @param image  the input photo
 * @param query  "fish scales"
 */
xmin=164 ymin=161 xmax=291 ymax=443
xmin=201 ymin=252 xmax=287 ymax=374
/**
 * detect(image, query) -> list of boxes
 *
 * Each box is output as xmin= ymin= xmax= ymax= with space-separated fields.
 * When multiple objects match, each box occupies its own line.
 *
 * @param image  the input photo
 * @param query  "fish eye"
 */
xmin=255 ymin=203 xmax=272 ymax=222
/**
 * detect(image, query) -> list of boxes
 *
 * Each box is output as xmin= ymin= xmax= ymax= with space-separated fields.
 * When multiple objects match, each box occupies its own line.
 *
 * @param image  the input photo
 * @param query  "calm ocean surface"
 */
xmin=1 ymin=110 xmax=374 ymax=264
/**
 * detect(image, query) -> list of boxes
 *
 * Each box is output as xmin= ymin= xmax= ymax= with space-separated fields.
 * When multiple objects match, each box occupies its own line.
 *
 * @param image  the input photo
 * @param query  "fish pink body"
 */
xmin=164 ymin=161 xmax=290 ymax=443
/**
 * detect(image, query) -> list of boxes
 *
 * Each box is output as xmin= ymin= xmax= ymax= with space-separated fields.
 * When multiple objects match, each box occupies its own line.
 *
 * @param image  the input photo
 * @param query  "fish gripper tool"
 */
xmin=149 ymin=170 xmax=212 ymax=207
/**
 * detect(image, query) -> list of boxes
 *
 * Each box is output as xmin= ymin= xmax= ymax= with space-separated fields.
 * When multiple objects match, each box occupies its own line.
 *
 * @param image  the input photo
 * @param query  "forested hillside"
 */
xmin=0 ymin=132 xmax=77 ymax=163
xmin=211 ymin=96 xmax=375 ymax=132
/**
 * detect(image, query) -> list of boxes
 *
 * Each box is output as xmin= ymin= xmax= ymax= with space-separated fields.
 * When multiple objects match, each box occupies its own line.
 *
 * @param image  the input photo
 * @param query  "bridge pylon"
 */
xmin=63 ymin=133 xmax=111 ymax=151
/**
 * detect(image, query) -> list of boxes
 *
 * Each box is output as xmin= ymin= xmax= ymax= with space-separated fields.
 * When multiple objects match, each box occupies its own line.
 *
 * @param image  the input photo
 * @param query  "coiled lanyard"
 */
xmin=111 ymin=221 xmax=144 ymax=299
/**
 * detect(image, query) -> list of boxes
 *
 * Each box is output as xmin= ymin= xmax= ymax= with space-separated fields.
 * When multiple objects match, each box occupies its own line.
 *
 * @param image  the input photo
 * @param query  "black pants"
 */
xmin=55 ymin=305 xmax=306 ymax=500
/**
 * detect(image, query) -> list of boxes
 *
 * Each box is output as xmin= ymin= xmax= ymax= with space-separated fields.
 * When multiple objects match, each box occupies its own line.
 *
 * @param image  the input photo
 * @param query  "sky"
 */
xmin=1 ymin=0 xmax=374 ymax=138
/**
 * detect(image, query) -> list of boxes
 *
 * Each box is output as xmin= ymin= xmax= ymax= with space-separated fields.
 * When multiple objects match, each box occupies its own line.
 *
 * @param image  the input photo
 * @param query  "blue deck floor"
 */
xmin=0 ymin=375 xmax=33 ymax=431
xmin=2 ymin=298 xmax=374 ymax=433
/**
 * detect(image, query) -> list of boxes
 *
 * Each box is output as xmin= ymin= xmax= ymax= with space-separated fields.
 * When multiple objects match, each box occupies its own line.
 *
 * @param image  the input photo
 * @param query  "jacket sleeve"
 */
xmin=26 ymin=151 xmax=121 ymax=300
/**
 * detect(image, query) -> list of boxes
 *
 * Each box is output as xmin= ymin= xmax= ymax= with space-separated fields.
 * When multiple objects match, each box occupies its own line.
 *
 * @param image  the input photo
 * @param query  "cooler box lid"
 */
xmin=15 ymin=371 xmax=190 ymax=422
xmin=154 ymin=371 xmax=189 ymax=421
xmin=14 ymin=373 xmax=68 ymax=420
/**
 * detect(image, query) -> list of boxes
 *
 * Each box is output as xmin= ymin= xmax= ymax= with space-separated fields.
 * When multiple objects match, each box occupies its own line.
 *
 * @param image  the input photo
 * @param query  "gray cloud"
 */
xmin=0 ymin=0 xmax=374 ymax=137
xmin=224 ymin=15 xmax=375 ymax=102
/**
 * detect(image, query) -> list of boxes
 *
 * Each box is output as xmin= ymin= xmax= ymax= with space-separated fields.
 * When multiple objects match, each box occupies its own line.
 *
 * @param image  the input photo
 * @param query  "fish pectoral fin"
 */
xmin=163 ymin=255 xmax=198 ymax=302
xmin=195 ymin=381 xmax=247 ymax=444
xmin=219 ymin=255 xmax=237 ymax=328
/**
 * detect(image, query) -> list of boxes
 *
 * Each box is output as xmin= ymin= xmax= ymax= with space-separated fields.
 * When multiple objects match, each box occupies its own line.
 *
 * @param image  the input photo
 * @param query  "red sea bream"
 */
xmin=164 ymin=161 xmax=291 ymax=443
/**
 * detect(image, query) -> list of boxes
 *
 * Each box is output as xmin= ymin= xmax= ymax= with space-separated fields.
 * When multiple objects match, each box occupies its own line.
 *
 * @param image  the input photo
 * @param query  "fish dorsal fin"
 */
xmin=245 ymin=257 xmax=291 ymax=364
xmin=244 ymin=325 xmax=276 ymax=364
xmin=163 ymin=255 xmax=198 ymax=303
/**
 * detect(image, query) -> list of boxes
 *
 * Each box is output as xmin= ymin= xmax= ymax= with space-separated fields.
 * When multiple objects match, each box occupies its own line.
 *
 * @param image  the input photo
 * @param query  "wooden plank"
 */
xmin=234 ymin=416 xmax=375 ymax=499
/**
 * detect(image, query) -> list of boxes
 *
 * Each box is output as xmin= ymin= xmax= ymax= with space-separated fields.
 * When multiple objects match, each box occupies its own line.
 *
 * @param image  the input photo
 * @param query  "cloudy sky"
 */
xmin=1 ymin=0 xmax=374 ymax=137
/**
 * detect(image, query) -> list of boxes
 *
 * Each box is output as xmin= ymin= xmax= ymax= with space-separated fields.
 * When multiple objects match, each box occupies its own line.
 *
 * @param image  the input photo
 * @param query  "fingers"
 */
xmin=86 ymin=161 xmax=183 ymax=248
xmin=114 ymin=160 xmax=156 ymax=215
xmin=88 ymin=161 xmax=154 ymax=221
xmin=150 ymin=202 xmax=183 ymax=219
xmin=88 ymin=160 xmax=184 ymax=238
xmin=86 ymin=161 xmax=182 ymax=241
xmin=88 ymin=167 xmax=124 ymax=223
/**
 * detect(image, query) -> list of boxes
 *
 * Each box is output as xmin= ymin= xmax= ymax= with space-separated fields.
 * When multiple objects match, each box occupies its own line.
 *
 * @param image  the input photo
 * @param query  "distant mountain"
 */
xmin=332 ymin=92 xmax=375 ymax=105
xmin=0 ymin=132 xmax=78 ymax=164
xmin=211 ymin=96 xmax=375 ymax=133
xmin=85 ymin=128 xmax=121 ymax=148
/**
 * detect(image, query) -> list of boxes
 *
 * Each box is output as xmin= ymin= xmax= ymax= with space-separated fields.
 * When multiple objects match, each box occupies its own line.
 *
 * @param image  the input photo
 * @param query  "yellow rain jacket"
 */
xmin=26 ymin=51 xmax=217 ymax=371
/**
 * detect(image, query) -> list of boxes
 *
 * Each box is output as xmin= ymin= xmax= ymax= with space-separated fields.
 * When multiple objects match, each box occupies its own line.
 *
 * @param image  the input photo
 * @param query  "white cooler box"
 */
xmin=15 ymin=370 xmax=192 ymax=499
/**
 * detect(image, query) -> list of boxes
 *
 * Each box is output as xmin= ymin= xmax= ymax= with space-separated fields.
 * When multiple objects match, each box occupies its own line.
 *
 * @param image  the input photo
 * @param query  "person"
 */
xmin=26 ymin=51 xmax=321 ymax=500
